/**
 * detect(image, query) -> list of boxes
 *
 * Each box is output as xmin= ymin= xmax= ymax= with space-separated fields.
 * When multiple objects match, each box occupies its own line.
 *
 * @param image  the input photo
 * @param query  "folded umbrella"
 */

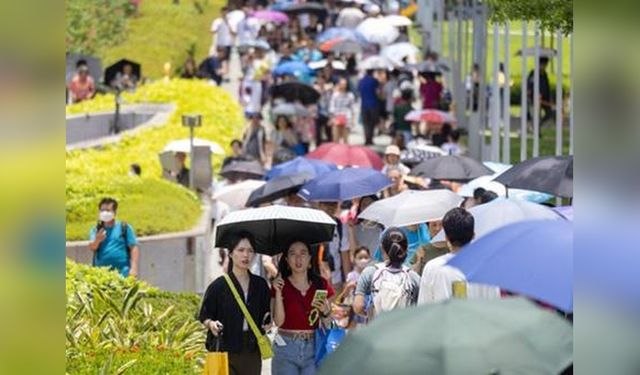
xmin=432 ymin=197 xmax=563 ymax=242
xmin=212 ymin=180 xmax=266 ymax=209
xmin=448 ymin=220 xmax=573 ymax=312
xmin=163 ymin=138 xmax=225 ymax=155
xmin=494 ymin=155 xmax=573 ymax=198
xmin=410 ymin=155 xmax=493 ymax=181
xmin=298 ymin=168 xmax=392 ymax=202
xmin=214 ymin=205 xmax=336 ymax=255
xmin=405 ymin=109 xmax=456 ymax=124
xmin=358 ymin=189 xmax=462 ymax=227
xmin=267 ymin=156 xmax=337 ymax=180
xmin=271 ymin=81 xmax=320 ymax=105
xmin=356 ymin=17 xmax=399 ymax=45
xmin=246 ymin=173 xmax=313 ymax=207
xmin=306 ymin=143 xmax=384 ymax=169
xmin=318 ymin=297 xmax=573 ymax=375
xmin=220 ymin=160 xmax=266 ymax=180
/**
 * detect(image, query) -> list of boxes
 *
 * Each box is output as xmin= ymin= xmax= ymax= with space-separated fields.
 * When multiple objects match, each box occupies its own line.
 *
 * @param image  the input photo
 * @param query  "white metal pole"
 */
xmin=520 ymin=21 xmax=528 ymax=161
xmin=532 ymin=22 xmax=541 ymax=157
xmin=502 ymin=21 xmax=511 ymax=163
xmin=555 ymin=30 xmax=563 ymax=156
xmin=569 ymin=33 xmax=574 ymax=155
xmin=189 ymin=126 xmax=195 ymax=189
xmin=491 ymin=22 xmax=500 ymax=161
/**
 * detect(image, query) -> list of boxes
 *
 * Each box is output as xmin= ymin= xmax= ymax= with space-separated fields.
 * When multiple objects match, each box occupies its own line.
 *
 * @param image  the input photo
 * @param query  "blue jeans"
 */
xmin=271 ymin=335 xmax=316 ymax=375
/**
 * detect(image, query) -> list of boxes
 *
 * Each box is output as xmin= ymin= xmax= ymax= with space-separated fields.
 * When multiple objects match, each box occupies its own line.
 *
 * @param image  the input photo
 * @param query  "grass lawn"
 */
xmin=95 ymin=0 xmax=224 ymax=79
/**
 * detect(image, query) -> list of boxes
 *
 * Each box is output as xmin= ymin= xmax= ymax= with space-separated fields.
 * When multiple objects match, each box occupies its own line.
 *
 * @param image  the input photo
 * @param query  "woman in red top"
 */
xmin=272 ymin=241 xmax=334 ymax=374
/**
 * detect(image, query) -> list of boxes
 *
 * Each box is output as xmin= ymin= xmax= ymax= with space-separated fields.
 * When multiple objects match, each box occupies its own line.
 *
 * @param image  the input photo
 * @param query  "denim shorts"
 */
xmin=271 ymin=334 xmax=316 ymax=375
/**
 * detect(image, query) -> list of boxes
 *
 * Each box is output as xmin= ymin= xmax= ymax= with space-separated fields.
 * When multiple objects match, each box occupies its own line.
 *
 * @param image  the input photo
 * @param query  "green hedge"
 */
xmin=66 ymin=79 xmax=244 ymax=241
xmin=66 ymin=260 xmax=205 ymax=374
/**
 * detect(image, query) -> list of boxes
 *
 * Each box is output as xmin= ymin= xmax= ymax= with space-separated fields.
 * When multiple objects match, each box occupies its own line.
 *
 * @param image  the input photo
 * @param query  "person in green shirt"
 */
xmin=392 ymin=83 xmax=415 ymax=144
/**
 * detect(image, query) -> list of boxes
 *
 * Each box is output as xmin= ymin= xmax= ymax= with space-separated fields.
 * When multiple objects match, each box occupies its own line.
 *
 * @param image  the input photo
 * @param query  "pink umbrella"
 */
xmin=250 ymin=10 xmax=289 ymax=23
xmin=405 ymin=109 xmax=456 ymax=124
xmin=305 ymin=143 xmax=384 ymax=170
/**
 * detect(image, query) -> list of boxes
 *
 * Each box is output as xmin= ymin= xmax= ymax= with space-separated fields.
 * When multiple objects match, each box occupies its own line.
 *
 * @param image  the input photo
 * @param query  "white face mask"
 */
xmin=99 ymin=210 xmax=115 ymax=222
xmin=355 ymin=258 xmax=370 ymax=269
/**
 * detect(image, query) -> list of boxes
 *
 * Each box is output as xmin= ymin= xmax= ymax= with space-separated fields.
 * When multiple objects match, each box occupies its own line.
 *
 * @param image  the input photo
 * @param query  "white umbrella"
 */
xmin=163 ymin=138 xmax=225 ymax=155
xmin=308 ymin=59 xmax=347 ymax=70
xmin=356 ymin=18 xmax=399 ymax=45
xmin=214 ymin=205 xmax=337 ymax=255
xmin=272 ymin=102 xmax=309 ymax=116
xmin=336 ymin=7 xmax=366 ymax=28
xmin=432 ymin=198 xmax=563 ymax=242
xmin=380 ymin=42 xmax=419 ymax=67
xmin=212 ymin=179 xmax=266 ymax=209
xmin=359 ymin=55 xmax=393 ymax=70
xmin=358 ymin=189 xmax=463 ymax=227
xmin=457 ymin=175 xmax=554 ymax=203
xmin=383 ymin=14 xmax=412 ymax=27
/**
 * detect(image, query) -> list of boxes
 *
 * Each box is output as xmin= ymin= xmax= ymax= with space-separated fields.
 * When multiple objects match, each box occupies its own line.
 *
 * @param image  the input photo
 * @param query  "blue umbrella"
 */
xmin=272 ymin=61 xmax=313 ymax=78
xmin=298 ymin=168 xmax=392 ymax=202
xmin=316 ymin=27 xmax=367 ymax=44
xmin=447 ymin=220 xmax=573 ymax=312
xmin=266 ymin=157 xmax=337 ymax=180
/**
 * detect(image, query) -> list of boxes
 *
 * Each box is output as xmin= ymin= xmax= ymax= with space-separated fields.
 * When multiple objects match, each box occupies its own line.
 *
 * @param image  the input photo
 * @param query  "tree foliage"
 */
xmin=487 ymin=0 xmax=573 ymax=35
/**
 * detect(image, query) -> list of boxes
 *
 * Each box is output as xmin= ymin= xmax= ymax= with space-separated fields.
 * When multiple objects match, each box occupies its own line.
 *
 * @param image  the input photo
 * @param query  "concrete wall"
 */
xmin=66 ymin=103 xmax=174 ymax=150
xmin=66 ymin=202 xmax=212 ymax=293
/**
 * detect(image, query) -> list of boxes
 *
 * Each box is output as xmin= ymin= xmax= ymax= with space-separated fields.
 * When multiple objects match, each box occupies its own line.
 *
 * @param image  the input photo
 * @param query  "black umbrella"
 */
xmin=410 ymin=155 xmax=493 ymax=181
xmin=246 ymin=173 xmax=313 ymax=207
xmin=494 ymin=156 xmax=573 ymax=198
xmin=220 ymin=160 xmax=266 ymax=180
xmin=66 ymin=53 xmax=102 ymax=84
xmin=104 ymin=58 xmax=141 ymax=87
xmin=214 ymin=205 xmax=336 ymax=255
xmin=283 ymin=2 xmax=328 ymax=17
xmin=272 ymin=82 xmax=321 ymax=105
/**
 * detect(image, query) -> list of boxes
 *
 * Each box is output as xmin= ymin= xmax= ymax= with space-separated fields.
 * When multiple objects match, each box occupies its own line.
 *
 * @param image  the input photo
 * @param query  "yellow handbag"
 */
xmin=202 ymin=351 xmax=229 ymax=375
xmin=223 ymin=275 xmax=274 ymax=360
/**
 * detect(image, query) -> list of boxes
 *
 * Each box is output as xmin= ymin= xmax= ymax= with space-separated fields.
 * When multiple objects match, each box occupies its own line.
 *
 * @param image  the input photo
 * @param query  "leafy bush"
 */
xmin=66 ymin=0 xmax=135 ymax=55
xmin=66 ymin=79 xmax=244 ymax=240
xmin=66 ymin=260 xmax=206 ymax=374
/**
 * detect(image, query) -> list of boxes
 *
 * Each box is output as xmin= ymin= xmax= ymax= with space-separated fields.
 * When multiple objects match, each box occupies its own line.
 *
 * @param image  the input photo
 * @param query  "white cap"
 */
xmin=366 ymin=4 xmax=381 ymax=14
xmin=385 ymin=145 xmax=401 ymax=155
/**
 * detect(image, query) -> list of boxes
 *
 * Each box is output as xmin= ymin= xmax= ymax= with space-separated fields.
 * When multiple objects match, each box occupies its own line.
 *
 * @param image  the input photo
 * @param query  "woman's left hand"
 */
xmin=311 ymin=299 xmax=331 ymax=316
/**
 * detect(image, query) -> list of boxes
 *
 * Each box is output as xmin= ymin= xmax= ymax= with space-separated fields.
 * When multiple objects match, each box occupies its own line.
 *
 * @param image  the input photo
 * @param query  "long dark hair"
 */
xmin=381 ymin=227 xmax=408 ymax=268
xmin=278 ymin=240 xmax=324 ymax=290
xmin=226 ymin=231 xmax=257 ymax=274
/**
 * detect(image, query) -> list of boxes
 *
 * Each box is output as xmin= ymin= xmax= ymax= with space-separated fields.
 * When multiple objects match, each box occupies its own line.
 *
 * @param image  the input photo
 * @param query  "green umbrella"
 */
xmin=318 ymin=297 xmax=572 ymax=375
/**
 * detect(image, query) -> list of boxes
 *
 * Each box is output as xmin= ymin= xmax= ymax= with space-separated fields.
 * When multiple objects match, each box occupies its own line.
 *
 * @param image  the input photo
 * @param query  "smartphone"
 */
xmin=312 ymin=289 xmax=328 ymax=304
xmin=96 ymin=220 xmax=105 ymax=231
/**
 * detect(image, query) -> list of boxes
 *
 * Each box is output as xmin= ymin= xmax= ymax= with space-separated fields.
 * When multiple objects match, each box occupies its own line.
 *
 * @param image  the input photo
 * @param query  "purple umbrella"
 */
xmin=250 ymin=10 xmax=289 ymax=24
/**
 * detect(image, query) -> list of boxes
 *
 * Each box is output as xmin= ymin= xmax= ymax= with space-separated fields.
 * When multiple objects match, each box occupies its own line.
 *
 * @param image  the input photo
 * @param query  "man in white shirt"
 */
xmin=418 ymin=207 xmax=500 ymax=304
xmin=211 ymin=6 xmax=235 ymax=78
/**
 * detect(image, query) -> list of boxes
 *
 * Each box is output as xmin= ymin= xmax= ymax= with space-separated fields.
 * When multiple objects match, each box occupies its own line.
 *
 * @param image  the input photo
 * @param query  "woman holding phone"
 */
xmin=272 ymin=241 xmax=334 ymax=375
xmin=199 ymin=232 xmax=271 ymax=375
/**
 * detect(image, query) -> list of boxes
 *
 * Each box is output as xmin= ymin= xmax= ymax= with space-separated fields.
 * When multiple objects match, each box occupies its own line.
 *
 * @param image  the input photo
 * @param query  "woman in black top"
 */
xmin=199 ymin=232 xmax=271 ymax=375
